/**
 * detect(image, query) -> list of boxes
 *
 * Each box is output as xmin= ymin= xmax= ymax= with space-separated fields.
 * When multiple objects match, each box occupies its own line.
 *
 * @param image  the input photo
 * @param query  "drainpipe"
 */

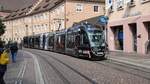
xmin=64 ymin=0 xmax=67 ymax=29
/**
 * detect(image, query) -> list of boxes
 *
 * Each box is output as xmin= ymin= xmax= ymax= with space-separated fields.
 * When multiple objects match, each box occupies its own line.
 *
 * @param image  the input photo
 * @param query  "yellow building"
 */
xmin=2 ymin=0 xmax=105 ymax=43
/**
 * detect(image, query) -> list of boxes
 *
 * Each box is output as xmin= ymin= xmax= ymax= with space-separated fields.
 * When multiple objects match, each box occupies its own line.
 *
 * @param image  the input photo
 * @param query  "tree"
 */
xmin=0 ymin=19 xmax=6 ymax=36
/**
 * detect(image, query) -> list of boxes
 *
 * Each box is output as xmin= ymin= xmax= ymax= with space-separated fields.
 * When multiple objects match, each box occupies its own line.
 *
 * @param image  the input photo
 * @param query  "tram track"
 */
xmin=94 ymin=60 xmax=150 ymax=80
xmin=31 ymin=50 xmax=98 ymax=84
xmin=31 ymin=52 xmax=70 ymax=84
xmin=40 ymin=49 xmax=150 ymax=81
xmin=27 ymin=49 xmax=150 ymax=83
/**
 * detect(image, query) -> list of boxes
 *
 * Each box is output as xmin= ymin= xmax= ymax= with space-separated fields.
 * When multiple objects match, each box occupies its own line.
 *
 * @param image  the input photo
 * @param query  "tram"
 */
xmin=65 ymin=23 xmax=105 ymax=58
xmin=23 ymin=22 xmax=106 ymax=59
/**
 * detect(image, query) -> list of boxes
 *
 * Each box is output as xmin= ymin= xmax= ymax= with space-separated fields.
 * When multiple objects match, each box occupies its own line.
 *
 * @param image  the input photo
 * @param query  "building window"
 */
xmin=117 ymin=0 xmax=124 ymax=10
xmin=130 ymin=0 xmax=135 ymax=5
xmin=94 ymin=5 xmax=99 ymax=12
xmin=141 ymin=0 xmax=150 ymax=4
xmin=76 ymin=4 xmax=83 ymax=12
xmin=45 ymin=24 xmax=48 ymax=30
xmin=125 ymin=0 xmax=136 ymax=8
xmin=107 ymin=0 xmax=113 ymax=13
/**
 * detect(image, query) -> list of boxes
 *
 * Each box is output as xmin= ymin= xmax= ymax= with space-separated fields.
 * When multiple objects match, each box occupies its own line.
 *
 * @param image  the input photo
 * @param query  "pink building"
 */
xmin=106 ymin=0 xmax=150 ymax=55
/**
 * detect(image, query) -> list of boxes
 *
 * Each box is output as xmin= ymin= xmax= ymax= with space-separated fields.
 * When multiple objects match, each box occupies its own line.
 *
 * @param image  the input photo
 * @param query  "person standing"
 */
xmin=0 ymin=44 xmax=7 ymax=84
xmin=10 ymin=42 xmax=18 ymax=63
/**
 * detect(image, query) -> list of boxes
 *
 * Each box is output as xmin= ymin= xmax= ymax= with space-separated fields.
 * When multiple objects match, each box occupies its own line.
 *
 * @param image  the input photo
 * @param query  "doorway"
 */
xmin=129 ymin=23 xmax=137 ymax=52
xmin=111 ymin=26 xmax=124 ymax=50
xmin=144 ymin=22 xmax=150 ymax=54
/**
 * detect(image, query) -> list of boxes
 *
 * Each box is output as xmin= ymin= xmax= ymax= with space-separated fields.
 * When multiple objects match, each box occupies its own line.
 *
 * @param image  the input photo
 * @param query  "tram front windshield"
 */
xmin=87 ymin=30 xmax=104 ymax=47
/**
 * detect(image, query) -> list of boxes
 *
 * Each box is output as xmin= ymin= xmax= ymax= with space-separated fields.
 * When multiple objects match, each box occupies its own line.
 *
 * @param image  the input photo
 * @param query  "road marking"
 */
xmin=26 ymin=51 xmax=45 ymax=84
xmin=19 ymin=60 xmax=27 ymax=84
xmin=15 ymin=60 xmax=27 ymax=84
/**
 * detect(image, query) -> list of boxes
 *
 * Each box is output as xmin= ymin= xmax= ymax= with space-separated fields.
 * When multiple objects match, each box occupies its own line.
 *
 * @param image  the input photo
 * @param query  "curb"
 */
xmin=108 ymin=57 xmax=150 ymax=70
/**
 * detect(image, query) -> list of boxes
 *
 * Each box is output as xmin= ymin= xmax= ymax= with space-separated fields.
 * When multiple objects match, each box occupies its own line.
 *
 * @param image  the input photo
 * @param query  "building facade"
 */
xmin=106 ymin=0 xmax=150 ymax=54
xmin=2 ymin=0 xmax=105 ymax=43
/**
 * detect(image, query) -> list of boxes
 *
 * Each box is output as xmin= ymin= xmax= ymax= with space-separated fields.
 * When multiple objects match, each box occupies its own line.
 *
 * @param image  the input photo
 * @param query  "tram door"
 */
xmin=80 ymin=31 xmax=89 ymax=50
xmin=43 ymin=35 xmax=46 ymax=49
xmin=55 ymin=34 xmax=66 ymax=52
xmin=48 ymin=35 xmax=54 ymax=50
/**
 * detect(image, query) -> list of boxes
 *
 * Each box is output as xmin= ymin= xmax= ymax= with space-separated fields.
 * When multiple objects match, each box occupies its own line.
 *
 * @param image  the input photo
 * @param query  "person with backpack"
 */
xmin=10 ymin=42 xmax=18 ymax=63
xmin=0 ymin=43 xmax=10 ymax=84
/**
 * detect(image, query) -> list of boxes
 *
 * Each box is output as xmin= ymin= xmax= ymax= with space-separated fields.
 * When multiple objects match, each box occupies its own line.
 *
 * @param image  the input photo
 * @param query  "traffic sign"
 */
xmin=98 ymin=16 xmax=109 ymax=25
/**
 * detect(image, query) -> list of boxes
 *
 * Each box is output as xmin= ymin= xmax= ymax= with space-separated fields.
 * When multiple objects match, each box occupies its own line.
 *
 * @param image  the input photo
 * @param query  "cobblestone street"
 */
xmin=1 ymin=0 xmax=150 ymax=84
xmin=4 ymin=49 xmax=150 ymax=84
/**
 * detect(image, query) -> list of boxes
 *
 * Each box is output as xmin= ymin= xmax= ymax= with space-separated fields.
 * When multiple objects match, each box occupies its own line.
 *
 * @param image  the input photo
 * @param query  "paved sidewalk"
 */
xmin=107 ymin=51 xmax=150 ymax=69
xmin=4 ymin=50 xmax=25 ymax=84
xmin=4 ymin=50 xmax=36 ymax=84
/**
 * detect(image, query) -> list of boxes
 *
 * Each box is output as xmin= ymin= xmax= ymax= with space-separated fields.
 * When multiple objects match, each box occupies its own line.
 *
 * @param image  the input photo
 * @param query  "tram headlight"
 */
xmin=101 ymin=43 xmax=105 ymax=47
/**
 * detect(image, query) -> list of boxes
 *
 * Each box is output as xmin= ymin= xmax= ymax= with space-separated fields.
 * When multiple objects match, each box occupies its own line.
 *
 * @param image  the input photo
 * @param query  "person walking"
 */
xmin=10 ymin=42 xmax=18 ymax=63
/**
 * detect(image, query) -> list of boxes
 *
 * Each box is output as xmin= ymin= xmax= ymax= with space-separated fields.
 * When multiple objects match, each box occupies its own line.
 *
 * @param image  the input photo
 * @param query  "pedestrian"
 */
xmin=10 ymin=42 xmax=18 ymax=63
xmin=0 ymin=43 xmax=8 ymax=84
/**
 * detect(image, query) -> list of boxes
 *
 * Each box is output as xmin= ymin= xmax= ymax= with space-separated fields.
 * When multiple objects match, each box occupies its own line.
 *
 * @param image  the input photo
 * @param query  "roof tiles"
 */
xmin=3 ymin=0 xmax=104 ymax=21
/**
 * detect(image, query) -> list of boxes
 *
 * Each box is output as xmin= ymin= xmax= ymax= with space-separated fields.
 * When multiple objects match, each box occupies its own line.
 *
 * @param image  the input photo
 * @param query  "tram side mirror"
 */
xmin=78 ymin=29 xmax=84 ymax=34
xmin=79 ymin=30 xmax=82 ymax=34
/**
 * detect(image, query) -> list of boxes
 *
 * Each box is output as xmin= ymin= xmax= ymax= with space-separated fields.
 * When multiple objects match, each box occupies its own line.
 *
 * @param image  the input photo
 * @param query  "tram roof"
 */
xmin=67 ymin=22 xmax=99 ymax=31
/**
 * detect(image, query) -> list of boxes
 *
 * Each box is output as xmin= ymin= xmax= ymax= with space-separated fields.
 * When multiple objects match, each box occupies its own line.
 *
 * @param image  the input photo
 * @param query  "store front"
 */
xmin=111 ymin=26 xmax=124 ymax=51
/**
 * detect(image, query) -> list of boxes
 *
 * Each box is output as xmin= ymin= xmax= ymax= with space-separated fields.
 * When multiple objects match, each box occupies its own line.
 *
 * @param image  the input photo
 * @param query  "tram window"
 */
xmin=43 ymin=35 xmax=46 ymax=44
xmin=83 ymin=33 xmax=89 ymax=44
xmin=48 ymin=36 xmax=54 ymax=46
xmin=75 ymin=36 xmax=80 ymax=45
xmin=56 ymin=36 xmax=60 ymax=48
xmin=61 ymin=35 xmax=65 ymax=45
xmin=67 ymin=34 xmax=74 ymax=48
